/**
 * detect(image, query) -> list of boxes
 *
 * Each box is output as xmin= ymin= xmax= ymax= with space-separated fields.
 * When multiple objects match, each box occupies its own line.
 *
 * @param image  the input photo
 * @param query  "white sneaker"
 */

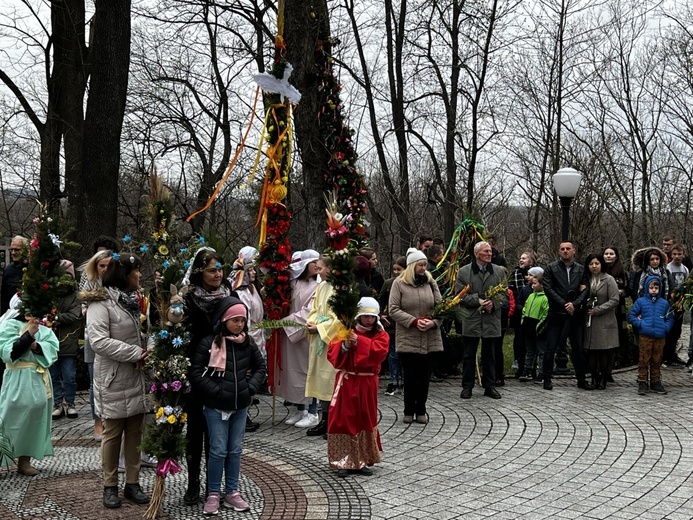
xmin=285 ymin=409 xmax=307 ymax=425
xmin=52 ymin=404 xmax=65 ymax=419
xmin=141 ymin=453 xmax=157 ymax=467
xmin=295 ymin=413 xmax=319 ymax=428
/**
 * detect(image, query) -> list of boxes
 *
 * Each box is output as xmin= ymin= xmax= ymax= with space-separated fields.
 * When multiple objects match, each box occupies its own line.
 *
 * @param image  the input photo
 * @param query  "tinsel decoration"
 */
xmin=254 ymin=0 xmax=297 ymax=425
xmin=19 ymin=211 xmax=77 ymax=323
xmin=136 ymin=170 xmax=196 ymax=519
xmin=315 ymin=36 xmax=368 ymax=247
xmin=324 ymin=192 xmax=360 ymax=334
xmin=668 ymin=277 xmax=693 ymax=315
xmin=315 ymin=36 xmax=369 ymax=333
xmin=435 ymin=218 xmax=487 ymax=297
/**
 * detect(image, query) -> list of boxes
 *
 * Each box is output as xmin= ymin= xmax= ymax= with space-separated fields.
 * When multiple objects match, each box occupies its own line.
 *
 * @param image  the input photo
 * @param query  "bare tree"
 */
xmin=129 ymin=0 xmax=273 ymax=234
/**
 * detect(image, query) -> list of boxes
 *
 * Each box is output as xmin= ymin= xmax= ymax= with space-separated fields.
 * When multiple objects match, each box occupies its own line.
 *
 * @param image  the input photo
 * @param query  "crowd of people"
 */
xmin=0 ymin=231 xmax=691 ymax=514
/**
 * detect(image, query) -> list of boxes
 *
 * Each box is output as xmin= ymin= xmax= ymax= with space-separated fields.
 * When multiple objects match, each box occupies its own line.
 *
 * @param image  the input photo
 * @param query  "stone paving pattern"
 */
xmin=2 ymin=365 xmax=693 ymax=519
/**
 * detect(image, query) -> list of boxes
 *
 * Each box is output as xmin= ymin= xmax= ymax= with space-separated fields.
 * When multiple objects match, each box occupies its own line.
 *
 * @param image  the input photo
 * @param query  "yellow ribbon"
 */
xmin=333 ymin=324 xmax=352 ymax=342
xmin=6 ymin=361 xmax=51 ymax=399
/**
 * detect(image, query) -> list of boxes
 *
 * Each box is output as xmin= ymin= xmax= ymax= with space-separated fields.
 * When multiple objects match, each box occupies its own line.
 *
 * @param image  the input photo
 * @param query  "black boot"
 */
xmin=124 ymin=483 xmax=150 ymax=504
xmin=184 ymin=477 xmax=200 ymax=506
xmin=577 ymin=379 xmax=594 ymax=390
xmin=307 ymin=412 xmax=328 ymax=437
xmin=103 ymin=486 xmax=121 ymax=509
xmin=246 ymin=415 xmax=260 ymax=433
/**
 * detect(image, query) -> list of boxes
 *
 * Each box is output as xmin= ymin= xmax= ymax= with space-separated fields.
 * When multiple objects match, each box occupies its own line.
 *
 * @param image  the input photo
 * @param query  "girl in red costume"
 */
xmin=327 ymin=297 xmax=389 ymax=477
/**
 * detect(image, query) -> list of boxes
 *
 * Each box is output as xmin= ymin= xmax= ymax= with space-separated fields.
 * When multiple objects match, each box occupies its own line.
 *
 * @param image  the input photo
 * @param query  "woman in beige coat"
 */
xmin=583 ymin=254 xmax=620 ymax=390
xmin=388 ymin=248 xmax=442 ymax=424
xmin=86 ymin=253 xmax=151 ymax=509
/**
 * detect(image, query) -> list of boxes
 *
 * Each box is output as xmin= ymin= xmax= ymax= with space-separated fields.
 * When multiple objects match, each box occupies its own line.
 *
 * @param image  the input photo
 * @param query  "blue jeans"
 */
xmin=296 ymin=398 xmax=318 ymax=414
xmin=49 ymin=356 xmax=76 ymax=406
xmin=204 ymin=407 xmax=247 ymax=494
xmin=388 ymin=332 xmax=402 ymax=385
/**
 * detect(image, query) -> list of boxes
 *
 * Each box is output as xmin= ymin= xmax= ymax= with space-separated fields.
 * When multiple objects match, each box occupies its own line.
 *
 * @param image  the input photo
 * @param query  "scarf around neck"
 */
xmin=355 ymin=322 xmax=375 ymax=335
xmin=191 ymin=284 xmax=231 ymax=313
xmin=118 ymin=290 xmax=142 ymax=321
xmin=208 ymin=332 xmax=247 ymax=375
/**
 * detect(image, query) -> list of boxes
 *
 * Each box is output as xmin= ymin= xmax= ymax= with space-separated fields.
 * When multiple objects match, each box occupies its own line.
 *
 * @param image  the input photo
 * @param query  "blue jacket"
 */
xmin=628 ymin=275 xmax=673 ymax=339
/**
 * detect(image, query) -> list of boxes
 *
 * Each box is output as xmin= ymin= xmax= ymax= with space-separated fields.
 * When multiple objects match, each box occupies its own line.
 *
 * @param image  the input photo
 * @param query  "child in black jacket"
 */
xmin=190 ymin=297 xmax=266 ymax=515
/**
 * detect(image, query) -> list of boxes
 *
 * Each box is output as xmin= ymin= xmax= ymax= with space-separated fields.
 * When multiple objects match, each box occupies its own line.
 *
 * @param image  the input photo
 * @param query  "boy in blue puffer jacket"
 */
xmin=629 ymin=276 xmax=673 ymax=396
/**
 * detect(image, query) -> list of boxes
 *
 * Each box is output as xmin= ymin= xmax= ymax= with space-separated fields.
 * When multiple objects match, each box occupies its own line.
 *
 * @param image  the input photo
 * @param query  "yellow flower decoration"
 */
xmin=158 ymin=245 xmax=169 ymax=255
xmin=180 ymin=413 xmax=188 ymax=423
xmin=155 ymin=407 xmax=164 ymax=419
xmin=167 ymin=415 xmax=176 ymax=424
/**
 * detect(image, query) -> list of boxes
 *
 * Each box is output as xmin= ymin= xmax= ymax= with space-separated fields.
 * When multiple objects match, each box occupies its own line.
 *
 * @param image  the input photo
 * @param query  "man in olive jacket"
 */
xmin=541 ymin=241 xmax=591 ymax=391
xmin=455 ymin=242 xmax=507 ymax=399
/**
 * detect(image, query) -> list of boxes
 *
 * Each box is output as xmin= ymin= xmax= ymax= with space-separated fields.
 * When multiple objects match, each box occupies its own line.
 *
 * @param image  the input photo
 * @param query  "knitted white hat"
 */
xmin=406 ymin=247 xmax=427 ymax=266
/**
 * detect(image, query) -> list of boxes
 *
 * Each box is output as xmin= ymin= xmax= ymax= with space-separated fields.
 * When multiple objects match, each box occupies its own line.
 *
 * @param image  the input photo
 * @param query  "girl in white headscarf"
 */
xmin=274 ymin=249 xmax=321 ymax=427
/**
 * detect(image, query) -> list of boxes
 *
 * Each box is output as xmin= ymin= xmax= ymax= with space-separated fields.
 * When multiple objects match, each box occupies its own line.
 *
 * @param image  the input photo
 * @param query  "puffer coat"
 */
xmin=85 ymin=286 xmax=148 ymax=420
xmin=629 ymin=275 xmax=674 ymax=339
xmin=189 ymin=297 xmax=267 ymax=411
xmin=388 ymin=277 xmax=443 ymax=354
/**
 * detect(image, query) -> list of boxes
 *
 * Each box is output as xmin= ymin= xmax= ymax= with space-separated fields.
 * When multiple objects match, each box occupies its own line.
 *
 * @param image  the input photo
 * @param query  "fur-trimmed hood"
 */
xmin=631 ymin=247 xmax=667 ymax=272
xmin=78 ymin=285 xmax=110 ymax=303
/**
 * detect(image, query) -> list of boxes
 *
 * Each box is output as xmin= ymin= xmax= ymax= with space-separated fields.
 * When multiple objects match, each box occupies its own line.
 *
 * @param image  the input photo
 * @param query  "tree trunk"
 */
xmin=77 ymin=0 xmax=131 ymax=251
xmin=284 ymin=0 xmax=330 ymax=251
xmin=52 ymin=0 xmax=87 ymax=214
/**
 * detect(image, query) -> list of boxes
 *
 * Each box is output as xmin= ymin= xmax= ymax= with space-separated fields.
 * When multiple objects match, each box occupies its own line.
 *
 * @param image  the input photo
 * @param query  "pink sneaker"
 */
xmin=203 ymin=492 xmax=220 ymax=515
xmin=224 ymin=491 xmax=250 ymax=511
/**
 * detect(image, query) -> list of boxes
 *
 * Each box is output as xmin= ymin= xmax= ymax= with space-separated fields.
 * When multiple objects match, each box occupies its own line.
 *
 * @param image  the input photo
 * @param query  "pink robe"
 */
xmin=327 ymin=327 xmax=389 ymax=469
xmin=273 ymin=278 xmax=318 ymax=405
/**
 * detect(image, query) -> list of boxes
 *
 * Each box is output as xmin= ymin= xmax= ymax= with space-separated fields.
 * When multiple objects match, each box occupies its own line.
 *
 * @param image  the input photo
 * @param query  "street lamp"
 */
xmin=552 ymin=167 xmax=582 ymax=375
xmin=553 ymin=167 xmax=583 ymax=241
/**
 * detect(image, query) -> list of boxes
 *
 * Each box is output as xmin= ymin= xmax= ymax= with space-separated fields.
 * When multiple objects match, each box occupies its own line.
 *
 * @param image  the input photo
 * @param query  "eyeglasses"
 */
xmin=8 ymin=248 xmax=20 ymax=252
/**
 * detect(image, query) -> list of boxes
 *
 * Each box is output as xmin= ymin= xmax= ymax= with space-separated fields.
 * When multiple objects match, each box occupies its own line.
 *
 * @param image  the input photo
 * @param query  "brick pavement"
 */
xmin=2 ymin=365 xmax=693 ymax=519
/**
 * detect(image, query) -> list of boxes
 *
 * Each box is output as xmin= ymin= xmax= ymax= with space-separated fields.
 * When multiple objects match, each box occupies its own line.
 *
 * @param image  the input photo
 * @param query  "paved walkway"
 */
xmin=2 ymin=365 xmax=693 ymax=519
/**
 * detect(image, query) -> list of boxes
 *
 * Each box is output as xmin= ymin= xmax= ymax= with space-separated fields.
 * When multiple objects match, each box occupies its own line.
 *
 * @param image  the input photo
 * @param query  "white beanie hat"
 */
xmin=528 ymin=266 xmax=544 ymax=277
xmin=406 ymin=247 xmax=427 ymax=266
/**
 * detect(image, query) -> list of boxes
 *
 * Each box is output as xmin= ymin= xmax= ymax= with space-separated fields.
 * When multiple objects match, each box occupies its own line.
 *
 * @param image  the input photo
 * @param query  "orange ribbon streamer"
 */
xmin=186 ymin=86 xmax=260 ymax=223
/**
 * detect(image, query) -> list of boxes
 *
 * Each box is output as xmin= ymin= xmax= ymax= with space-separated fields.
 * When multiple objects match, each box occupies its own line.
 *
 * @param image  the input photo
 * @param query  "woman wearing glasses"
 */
xmin=182 ymin=248 xmax=237 ymax=506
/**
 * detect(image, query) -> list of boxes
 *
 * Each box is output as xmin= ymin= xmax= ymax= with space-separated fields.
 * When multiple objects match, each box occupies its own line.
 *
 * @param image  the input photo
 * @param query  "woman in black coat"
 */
xmin=182 ymin=247 xmax=237 ymax=505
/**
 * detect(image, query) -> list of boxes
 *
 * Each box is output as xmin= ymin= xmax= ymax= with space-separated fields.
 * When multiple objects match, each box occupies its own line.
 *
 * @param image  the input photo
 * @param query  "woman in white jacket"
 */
xmin=86 ymin=253 xmax=151 ymax=509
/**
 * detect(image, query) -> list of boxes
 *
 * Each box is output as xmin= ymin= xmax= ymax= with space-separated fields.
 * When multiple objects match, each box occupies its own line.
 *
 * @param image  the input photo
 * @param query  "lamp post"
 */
xmin=553 ymin=167 xmax=582 ymax=241
xmin=552 ymin=167 xmax=582 ymax=375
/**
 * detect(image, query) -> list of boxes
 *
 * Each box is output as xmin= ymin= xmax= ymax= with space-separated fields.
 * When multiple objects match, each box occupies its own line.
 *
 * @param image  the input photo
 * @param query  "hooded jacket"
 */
xmin=84 ymin=286 xmax=148 ymax=420
xmin=189 ymin=296 xmax=267 ymax=411
xmin=629 ymin=247 xmax=673 ymax=300
xmin=628 ymin=275 xmax=673 ymax=339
